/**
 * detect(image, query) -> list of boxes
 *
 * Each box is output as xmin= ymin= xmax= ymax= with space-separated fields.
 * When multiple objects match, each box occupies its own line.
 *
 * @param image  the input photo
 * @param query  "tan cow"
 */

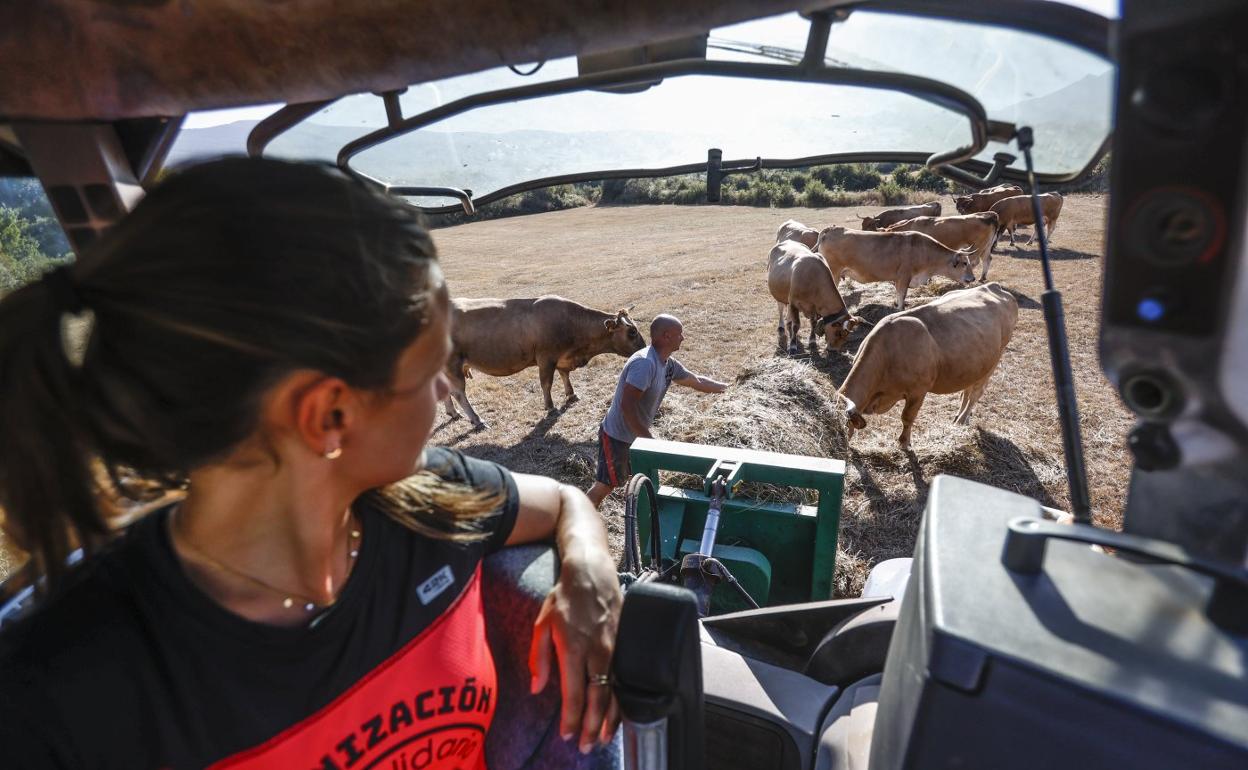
xmin=445 ymin=296 xmax=645 ymax=428
xmin=766 ymin=239 xmax=866 ymax=355
xmin=954 ymin=184 xmax=1024 ymax=215
xmin=857 ymin=201 xmax=941 ymax=231
xmin=883 ymin=211 xmax=1001 ymax=281
xmin=990 ymin=192 xmax=1064 ymax=247
xmin=838 ymin=282 xmax=1018 ymax=449
xmin=813 ymin=225 xmax=977 ymax=310
xmin=775 ymin=218 xmax=820 ymax=250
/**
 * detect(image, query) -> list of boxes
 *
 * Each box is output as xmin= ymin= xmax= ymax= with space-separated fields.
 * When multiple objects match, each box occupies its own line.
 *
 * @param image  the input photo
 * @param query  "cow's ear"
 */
xmin=604 ymin=318 xmax=618 ymax=332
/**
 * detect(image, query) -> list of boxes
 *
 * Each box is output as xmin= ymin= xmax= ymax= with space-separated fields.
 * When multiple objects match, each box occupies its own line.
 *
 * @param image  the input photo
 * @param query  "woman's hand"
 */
xmin=509 ymin=476 xmax=623 ymax=754
xmin=529 ymin=549 xmax=623 ymax=753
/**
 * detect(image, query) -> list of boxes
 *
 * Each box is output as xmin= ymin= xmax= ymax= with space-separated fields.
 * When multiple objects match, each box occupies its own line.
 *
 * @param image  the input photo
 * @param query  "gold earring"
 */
xmin=324 ymin=446 xmax=342 ymax=460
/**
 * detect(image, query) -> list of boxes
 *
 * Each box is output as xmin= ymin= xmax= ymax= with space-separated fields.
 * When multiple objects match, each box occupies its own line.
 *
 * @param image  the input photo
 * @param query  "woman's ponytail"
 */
xmin=0 ymin=267 xmax=110 ymax=586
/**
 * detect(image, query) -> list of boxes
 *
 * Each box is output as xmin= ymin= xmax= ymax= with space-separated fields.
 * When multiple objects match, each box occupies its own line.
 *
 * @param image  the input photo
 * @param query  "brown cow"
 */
xmin=954 ymin=184 xmax=1024 ymax=215
xmin=857 ymin=201 xmax=941 ymax=231
xmin=838 ymin=282 xmax=1018 ymax=450
xmin=990 ymin=192 xmax=1064 ymax=247
xmin=813 ymin=225 xmax=977 ymax=310
xmin=775 ymin=218 xmax=820 ymax=250
xmin=883 ymin=211 xmax=1001 ymax=281
xmin=445 ymin=296 xmax=645 ymax=428
xmin=766 ymin=239 xmax=866 ymax=355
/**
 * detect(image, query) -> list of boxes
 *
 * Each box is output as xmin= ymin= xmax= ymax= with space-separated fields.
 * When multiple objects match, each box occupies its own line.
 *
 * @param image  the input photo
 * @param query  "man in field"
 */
xmin=587 ymin=314 xmax=729 ymax=507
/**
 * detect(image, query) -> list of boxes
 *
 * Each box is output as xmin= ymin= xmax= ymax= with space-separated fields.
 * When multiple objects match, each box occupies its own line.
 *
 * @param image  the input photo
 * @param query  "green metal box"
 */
xmin=628 ymin=438 xmax=846 ymax=613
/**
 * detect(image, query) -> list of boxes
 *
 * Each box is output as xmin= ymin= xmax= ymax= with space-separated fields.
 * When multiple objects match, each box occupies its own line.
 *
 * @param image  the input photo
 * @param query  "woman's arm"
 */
xmin=507 ymin=473 xmax=623 ymax=753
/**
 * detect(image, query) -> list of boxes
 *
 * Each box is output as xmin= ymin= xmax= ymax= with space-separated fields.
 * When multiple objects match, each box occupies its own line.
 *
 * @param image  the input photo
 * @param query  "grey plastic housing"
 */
xmin=870 ymin=475 xmax=1248 ymax=770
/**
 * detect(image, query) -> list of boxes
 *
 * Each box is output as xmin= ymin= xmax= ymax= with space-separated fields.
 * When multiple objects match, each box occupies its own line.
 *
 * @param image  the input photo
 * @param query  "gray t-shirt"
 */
xmin=602 ymin=346 xmax=690 ymax=443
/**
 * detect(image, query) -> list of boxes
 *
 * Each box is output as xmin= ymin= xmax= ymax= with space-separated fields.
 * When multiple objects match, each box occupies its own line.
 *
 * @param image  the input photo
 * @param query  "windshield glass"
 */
xmin=345 ymin=67 xmax=972 ymax=202
xmin=168 ymin=4 xmax=1114 ymax=195
xmin=710 ymin=9 xmax=1113 ymax=174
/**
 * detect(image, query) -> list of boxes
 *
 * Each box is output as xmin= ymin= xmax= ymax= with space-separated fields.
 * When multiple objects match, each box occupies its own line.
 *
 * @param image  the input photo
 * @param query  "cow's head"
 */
xmin=858 ymin=215 xmax=880 ymax=231
xmin=954 ymin=195 xmax=973 ymax=214
xmin=815 ymin=310 xmax=870 ymax=350
xmin=937 ymin=251 xmax=977 ymax=284
xmin=841 ymin=395 xmax=867 ymax=433
xmin=605 ymin=309 xmax=645 ymax=354
xmin=815 ymin=224 xmax=847 ymax=254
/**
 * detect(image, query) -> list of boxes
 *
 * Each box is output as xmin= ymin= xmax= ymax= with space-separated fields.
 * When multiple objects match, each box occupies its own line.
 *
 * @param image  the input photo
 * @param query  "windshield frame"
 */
xmin=242 ymin=2 xmax=1114 ymax=214
xmin=251 ymin=58 xmax=997 ymax=214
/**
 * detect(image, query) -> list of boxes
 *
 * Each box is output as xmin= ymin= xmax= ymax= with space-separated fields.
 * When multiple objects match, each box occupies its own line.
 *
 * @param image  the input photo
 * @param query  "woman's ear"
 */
xmin=266 ymin=371 xmax=353 ymax=458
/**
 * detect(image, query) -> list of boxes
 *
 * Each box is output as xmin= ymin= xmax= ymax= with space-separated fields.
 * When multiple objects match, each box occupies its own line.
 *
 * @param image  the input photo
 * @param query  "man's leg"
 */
xmin=587 ymin=425 xmax=630 ymax=509
xmin=586 ymin=481 xmax=613 ymax=508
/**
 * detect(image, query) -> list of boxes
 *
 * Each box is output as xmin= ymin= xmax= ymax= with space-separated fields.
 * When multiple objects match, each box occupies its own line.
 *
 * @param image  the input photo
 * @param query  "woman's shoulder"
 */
xmin=0 ymin=544 xmax=148 ymax=687
xmin=421 ymin=446 xmax=516 ymax=493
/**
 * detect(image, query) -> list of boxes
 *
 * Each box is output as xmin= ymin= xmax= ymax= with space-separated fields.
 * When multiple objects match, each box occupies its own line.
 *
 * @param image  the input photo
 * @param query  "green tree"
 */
xmin=0 ymin=206 xmax=67 ymax=293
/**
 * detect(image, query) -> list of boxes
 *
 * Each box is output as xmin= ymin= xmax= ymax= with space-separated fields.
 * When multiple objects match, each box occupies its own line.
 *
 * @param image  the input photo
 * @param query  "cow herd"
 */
xmin=443 ymin=185 xmax=1062 ymax=450
xmin=768 ymin=184 xmax=1062 ymax=448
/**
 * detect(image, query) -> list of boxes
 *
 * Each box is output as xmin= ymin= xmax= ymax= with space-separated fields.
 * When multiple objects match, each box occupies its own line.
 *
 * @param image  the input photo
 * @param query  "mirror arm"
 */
xmin=389 ymin=185 xmax=476 ymax=215
xmin=800 ymin=12 xmax=833 ymax=69
xmin=928 ymin=121 xmax=1016 ymax=189
xmin=352 ymin=170 xmax=476 ymax=215
xmin=247 ymin=98 xmax=338 ymax=158
xmin=379 ymin=88 xmax=407 ymax=128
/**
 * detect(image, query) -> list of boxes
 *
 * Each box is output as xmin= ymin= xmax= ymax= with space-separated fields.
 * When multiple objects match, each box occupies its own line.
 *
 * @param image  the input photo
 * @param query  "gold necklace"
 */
xmin=172 ymin=508 xmax=362 ymax=613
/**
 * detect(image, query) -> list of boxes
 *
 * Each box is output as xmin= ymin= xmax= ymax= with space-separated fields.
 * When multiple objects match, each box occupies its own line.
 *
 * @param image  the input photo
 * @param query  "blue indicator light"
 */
xmin=1137 ymin=298 xmax=1165 ymax=322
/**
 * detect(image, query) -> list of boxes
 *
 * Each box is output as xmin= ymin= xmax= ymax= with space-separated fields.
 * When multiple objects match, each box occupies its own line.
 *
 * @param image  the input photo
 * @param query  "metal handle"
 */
xmin=387 ymin=185 xmax=476 ymax=215
xmin=623 ymin=717 xmax=669 ymax=770
xmin=1002 ymin=517 xmax=1248 ymax=635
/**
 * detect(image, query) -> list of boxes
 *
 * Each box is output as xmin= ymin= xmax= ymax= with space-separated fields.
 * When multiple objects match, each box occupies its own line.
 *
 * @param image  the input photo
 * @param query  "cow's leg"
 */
xmin=894 ymin=280 xmax=909 ymax=311
xmin=1009 ymin=225 xmax=1019 ymax=247
xmin=1027 ymin=220 xmax=1042 ymax=246
xmin=955 ymin=374 xmax=994 ymax=425
xmin=445 ymin=365 xmax=486 ymax=428
xmin=979 ymin=247 xmax=993 ymax=282
xmin=537 ymin=360 xmax=557 ymax=411
xmin=786 ymin=305 xmax=802 ymax=355
xmin=776 ymin=302 xmax=788 ymax=351
xmin=898 ymin=394 xmax=926 ymax=450
xmin=558 ymin=368 xmax=578 ymax=405
xmin=807 ymin=313 xmax=818 ymax=349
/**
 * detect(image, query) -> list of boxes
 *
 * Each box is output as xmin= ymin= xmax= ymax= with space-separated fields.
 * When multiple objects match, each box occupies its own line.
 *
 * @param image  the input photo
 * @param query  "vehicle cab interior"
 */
xmin=1 ymin=1 xmax=1245 ymax=768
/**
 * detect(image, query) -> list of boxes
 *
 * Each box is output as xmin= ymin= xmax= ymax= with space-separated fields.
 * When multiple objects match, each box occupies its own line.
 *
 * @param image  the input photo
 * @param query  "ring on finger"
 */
xmin=587 ymin=673 xmax=612 ymax=686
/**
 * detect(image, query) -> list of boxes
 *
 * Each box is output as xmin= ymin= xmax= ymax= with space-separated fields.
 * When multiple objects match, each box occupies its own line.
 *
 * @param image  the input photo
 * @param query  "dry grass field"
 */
xmin=0 ymin=194 xmax=1131 ymax=599
xmin=431 ymin=193 xmax=1130 ymax=596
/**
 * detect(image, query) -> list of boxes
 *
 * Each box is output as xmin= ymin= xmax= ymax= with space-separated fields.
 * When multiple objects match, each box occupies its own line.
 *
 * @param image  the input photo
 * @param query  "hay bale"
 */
xmin=652 ymin=358 xmax=880 ymax=595
xmin=660 ymin=357 xmax=845 ymax=455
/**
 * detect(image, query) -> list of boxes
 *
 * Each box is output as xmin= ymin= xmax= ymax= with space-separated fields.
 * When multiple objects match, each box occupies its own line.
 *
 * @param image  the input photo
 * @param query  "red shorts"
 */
xmin=594 ymin=425 xmax=632 ymax=487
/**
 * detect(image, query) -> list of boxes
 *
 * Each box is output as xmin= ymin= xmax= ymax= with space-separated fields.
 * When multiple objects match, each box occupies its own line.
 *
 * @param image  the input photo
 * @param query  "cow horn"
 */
xmin=816 ymin=310 xmax=850 ymax=329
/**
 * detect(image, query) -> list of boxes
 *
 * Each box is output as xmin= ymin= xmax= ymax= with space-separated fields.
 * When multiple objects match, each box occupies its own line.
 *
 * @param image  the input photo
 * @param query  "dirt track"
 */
xmin=432 ymin=194 xmax=1131 ymax=595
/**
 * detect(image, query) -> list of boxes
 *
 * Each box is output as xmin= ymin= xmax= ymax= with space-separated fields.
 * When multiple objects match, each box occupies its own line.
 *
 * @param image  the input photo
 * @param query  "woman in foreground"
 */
xmin=0 ymin=158 xmax=622 ymax=769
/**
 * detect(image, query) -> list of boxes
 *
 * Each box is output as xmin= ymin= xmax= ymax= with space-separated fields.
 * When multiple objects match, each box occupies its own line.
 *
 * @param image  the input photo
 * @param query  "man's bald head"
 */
xmin=650 ymin=314 xmax=682 ymax=338
xmin=650 ymin=314 xmax=684 ymax=355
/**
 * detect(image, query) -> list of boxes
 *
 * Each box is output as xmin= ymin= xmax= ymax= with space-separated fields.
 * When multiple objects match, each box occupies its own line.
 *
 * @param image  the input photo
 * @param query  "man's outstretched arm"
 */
xmin=674 ymin=373 xmax=729 ymax=393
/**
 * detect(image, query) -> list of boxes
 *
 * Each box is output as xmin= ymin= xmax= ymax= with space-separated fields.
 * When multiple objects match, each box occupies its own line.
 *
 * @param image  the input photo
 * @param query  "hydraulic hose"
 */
xmin=624 ymin=474 xmax=662 ymax=574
